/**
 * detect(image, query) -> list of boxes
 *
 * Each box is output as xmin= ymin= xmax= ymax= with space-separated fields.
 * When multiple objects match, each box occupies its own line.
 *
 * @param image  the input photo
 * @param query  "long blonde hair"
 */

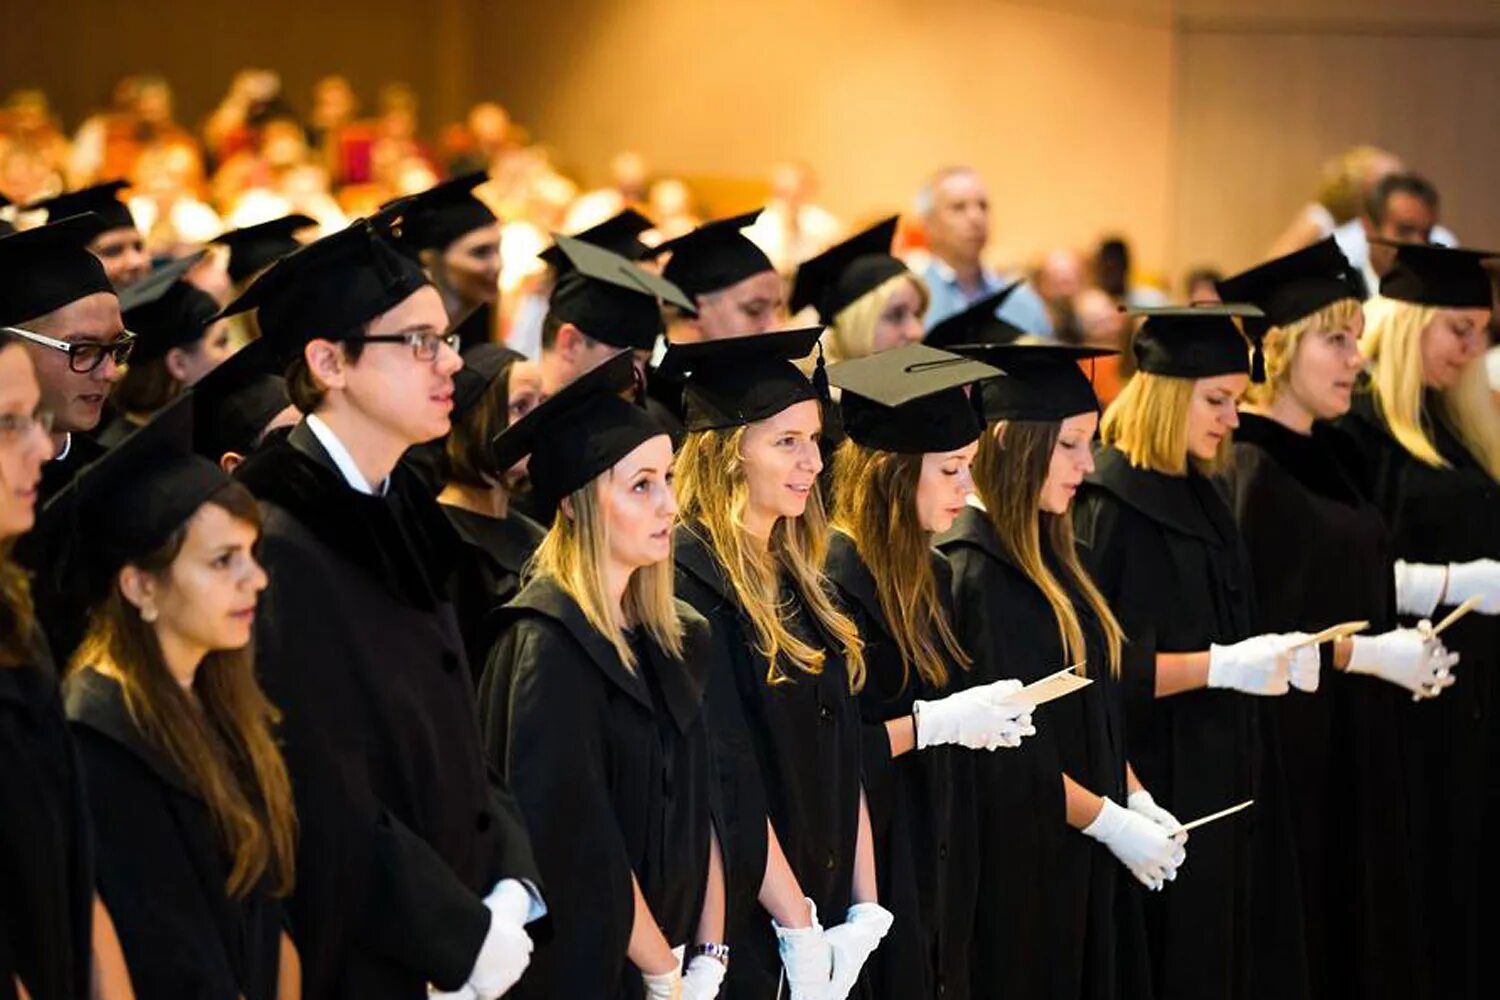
xmin=1360 ymin=296 xmax=1500 ymax=478
xmin=528 ymin=474 xmax=684 ymax=670
xmin=823 ymin=272 xmax=929 ymax=362
xmin=974 ymin=423 xmax=1124 ymax=677
xmin=675 ymin=425 xmax=866 ymax=691
xmin=1101 ymin=371 xmax=1231 ymax=476
xmin=1245 ymin=297 xmax=1363 ymax=408
xmin=830 ymin=441 xmax=969 ymax=692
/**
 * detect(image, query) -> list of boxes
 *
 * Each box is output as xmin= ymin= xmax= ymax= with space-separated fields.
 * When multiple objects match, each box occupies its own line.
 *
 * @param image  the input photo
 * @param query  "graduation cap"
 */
xmin=0 ymin=215 xmax=115 ymax=326
xmin=645 ymin=210 xmax=774 ymax=299
xmin=453 ymin=342 xmax=525 ymax=422
xmin=538 ymin=209 xmax=655 ymax=273
xmin=190 ymin=339 xmax=291 ymax=461
xmin=657 ymin=327 xmax=824 ymax=432
xmin=1130 ymin=304 xmax=1268 ymax=383
xmin=790 ymin=216 xmax=908 ymax=322
xmin=48 ymin=392 xmax=232 ymax=606
xmin=0 ymin=193 xmax=13 ymax=237
xmin=923 ymin=284 xmax=1027 ymax=348
xmin=547 ymin=234 xmax=694 ymax=352
xmin=1376 ymin=241 xmax=1499 ymax=309
xmin=1214 ymin=238 xmax=1363 ymax=328
xmin=828 ymin=344 xmax=999 ymax=453
xmin=118 ymin=252 xmax=219 ymax=363
xmin=385 ymin=171 xmax=497 ymax=255
xmin=215 ymin=217 xmax=431 ymax=365
xmin=951 ymin=343 xmax=1115 ymax=423
xmin=212 ymin=214 xmax=317 ymax=284
xmin=27 ymin=180 xmax=136 ymax=237
xmin=489 ymin=351 xmax=664 ymax=518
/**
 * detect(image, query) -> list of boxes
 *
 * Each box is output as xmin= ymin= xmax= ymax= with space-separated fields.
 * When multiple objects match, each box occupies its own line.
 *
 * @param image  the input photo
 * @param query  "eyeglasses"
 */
xmin=3 ymin=325 xmax=136 ymax=374
xmin=348 ymin=330 xmax=461 ymax=363
xmin=0 ymin=409 xmax=55 ymax=440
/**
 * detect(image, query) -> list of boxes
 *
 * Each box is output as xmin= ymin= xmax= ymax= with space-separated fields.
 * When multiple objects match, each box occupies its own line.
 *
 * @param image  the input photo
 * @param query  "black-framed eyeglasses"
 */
xmin=2 ymin=325 xmax=136 ymax=373
xmin=347 ymin=330 xmax=461 ymax=363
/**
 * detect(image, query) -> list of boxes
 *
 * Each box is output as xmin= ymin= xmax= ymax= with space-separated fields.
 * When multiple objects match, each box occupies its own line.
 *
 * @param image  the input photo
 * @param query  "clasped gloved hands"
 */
xmin=1207 ymin=633 xmax=1317 ymax=695
xmin=1084 ymin=795 xmax=1186 ymax=891
xmin=914 ymin=678 xmax=1036 ymax=751
xmin=1395 ymin=558 xmax=1500 ymax=617
xmin=1347 ymin=626 xmax=1459 ymax=699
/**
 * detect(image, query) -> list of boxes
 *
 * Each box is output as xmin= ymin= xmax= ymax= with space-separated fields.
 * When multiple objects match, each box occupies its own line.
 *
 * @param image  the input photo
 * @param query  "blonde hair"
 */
xmin=528 ymin=473 xmax=684 ymax=670
xmin=675 ymin=425 xmax=866 ymax=691
xmin=1360 ymin=296 xmax=1500 ymax=478
xmin=823 ymin=272 xmax=929 ymax=363
xmin=1101 ymin=371 xmax=1231 ymax=476
xmin=973 ymin=424 xmax=1124 ymax=678
xmin=830 ymin=442 xmax=969 ymax=692
xmin=1245 ymin=297 xmax=1364 ymax=408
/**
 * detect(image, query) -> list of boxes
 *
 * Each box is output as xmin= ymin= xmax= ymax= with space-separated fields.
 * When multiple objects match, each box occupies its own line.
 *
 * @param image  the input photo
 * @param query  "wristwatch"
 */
xmin=688 ymin=942 xmax=731 ymax=968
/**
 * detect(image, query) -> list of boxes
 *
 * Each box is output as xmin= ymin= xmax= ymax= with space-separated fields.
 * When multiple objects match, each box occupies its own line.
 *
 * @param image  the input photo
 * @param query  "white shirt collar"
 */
xmin=53 ymin=432 xmax=73 ymax=462
xmin=305 ymin=414 xmax=389 ymax=496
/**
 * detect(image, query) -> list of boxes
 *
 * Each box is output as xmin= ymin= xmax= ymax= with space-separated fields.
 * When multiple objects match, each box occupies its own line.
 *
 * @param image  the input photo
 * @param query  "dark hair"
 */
xmin=442 ymin=358 xmax=518 ymax=488
xmin=1367 ymin=172 xmax=1439 ymax=226
xmin=540 ymin=311 xmax=565 ymax=352
xmin=284 ymin=338 xmax=365 ymax=414
xmin=112 ymin=355 xmax=183 ymax=417
xmin=1096 ymin=237 xmax=1130 ymax=298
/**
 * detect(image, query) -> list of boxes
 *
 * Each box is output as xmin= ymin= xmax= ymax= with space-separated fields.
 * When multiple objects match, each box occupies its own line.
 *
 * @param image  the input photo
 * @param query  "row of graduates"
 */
xmin=2 ymin=174 xmax=1498 ymax=1000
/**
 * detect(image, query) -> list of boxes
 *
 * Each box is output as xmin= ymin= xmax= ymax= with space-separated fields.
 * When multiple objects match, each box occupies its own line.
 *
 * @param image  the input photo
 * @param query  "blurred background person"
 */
xmin=743 ymin=160 xmax=843 ymax=273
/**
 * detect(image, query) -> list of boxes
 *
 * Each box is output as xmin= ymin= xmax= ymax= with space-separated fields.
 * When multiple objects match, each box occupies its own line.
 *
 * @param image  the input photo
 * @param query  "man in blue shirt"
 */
xmin=911 ymin=166 xmax=1052 ymax=338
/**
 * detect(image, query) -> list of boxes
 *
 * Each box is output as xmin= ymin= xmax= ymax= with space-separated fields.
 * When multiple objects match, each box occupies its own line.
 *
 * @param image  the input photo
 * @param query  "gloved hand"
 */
xmin=681 ymin=953 xmax=727 ymax=1000
xmin=1083 ymin=797 xmax=1184 ymax=891
xmin=773 ymin=899 xmax=832 ymax=1000
xmin=642 ymin=967 xmax=684 ymax=1000
xmin=914 ymin=678 xmax=1035 ymax=751
xmin=1394 ymin=560 xmax=1446 ymax=618
xmin=824 ymin=903 xmax=895 ymax=1000
xmin=1347 ymin=627 xmax=1459 ymax=698
xmin=1443 ymin=559 xmax=1500 ymax=614
xmin=1127 ymin=789 xmax=1189 ymax=856
xmin=428 ymin=988 xmax=477 ymax=1000
xmin=1278 ymin=633 xmax=1322 ymax=693
xmin=465 ymin=882 xmax=536 ymax=1000
xmin=1207 ymin=634 xmax=1292 ymax=696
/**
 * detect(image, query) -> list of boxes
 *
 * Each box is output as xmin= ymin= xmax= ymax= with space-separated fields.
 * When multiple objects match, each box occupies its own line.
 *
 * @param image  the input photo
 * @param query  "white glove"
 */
xmin=1207 ymin=634 xmax=1292 ymax=696
xmin=428 ymin=988 xmax=478 ymax=1000
xmin=465 ymin=882 xmax=535 ymax=1000
xmin=1280 ymin=633 xmax=1322 ymax=693
xmin=1127 ymin=789 xmax=1189 ymax=854
xmin=1347 ymin=627 xmax=1459 ymax=698
xmin=681 ymin=953 xmax=727 ymax=1000
xmin=1443 ymin=559 xmax=1500 ymax=614
xmin=1394 ymin=560 xmax=1446 ymax=618
xmin=642 ymin=966 xmax=684 ymax=1000
xmin=1083 ymin=797 xmax=1184 ymax=891
xmin=914 ymin=678 xmax=1035 ymax=751
xmin=773 ymin=899 xmax=833 ymax=1000
xmin=824 ymin=902 xmax=895 ymax=1000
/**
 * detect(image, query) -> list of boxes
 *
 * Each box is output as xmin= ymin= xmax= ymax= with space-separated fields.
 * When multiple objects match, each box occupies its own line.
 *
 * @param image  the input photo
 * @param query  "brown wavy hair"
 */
xmin=0 ymin=540 xmax=34 ymax=668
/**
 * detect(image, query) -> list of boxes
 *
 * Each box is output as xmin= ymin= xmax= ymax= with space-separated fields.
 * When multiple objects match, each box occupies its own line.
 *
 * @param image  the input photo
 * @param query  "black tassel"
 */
xmin=1250 ymin=346 xmax=1267 ymax=384
xmin=812 ymin=339 xmax=831 ymax=404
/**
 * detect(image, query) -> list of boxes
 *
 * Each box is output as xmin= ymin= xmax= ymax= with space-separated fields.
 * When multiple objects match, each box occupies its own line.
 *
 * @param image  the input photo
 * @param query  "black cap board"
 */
xmin=211 ymin=214 xmax=318 ymax=284
xmin=657 ymin=327 xmax=825 ymax=432
xmin=539 ymin=209 xmax=656 ymax=273
xmin=489 ymin=351 xmax=665 ymax=518
xmin=120 ymin=255 xmax=220 ymax=363
xmin=1376 ymin=241 xmax=1499 ymax=309
xmin=1130 ymin=304 xmax=1267 ymax=383
xmin=386 ymin=171 xmax=497 ymax=255
xmin=190 ymin=339 xmax=291 ymax=461
xmin=547 ymin=234 xmax=694 ymax=352
xmin=647 ymin=210 xmax=775 ymax=299
xmin=28 ymin=180 xmax=136 ymax=237
xmin=790 ymin=216 xmax=908 ymax=322
xmin=1215 ymin=237 xmax=1363 ymax=328
xmin=923 ymin=284 xmax=1027 ymax=348
xmin=0 ymin=215 xmax=115 ymax=326
xmin=951 ymin=343 xmax=1115 ymax=423
xmin=452 ymin=342 xmax=524 ymax=422
xmin=828 ymin=344 xmax=999 ymax=453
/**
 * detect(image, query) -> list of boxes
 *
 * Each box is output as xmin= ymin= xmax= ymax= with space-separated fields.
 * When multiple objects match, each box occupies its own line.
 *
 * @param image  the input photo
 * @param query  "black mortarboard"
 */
xmin=1215 ymin=238 xmax=1363 ymax=328
xmin=790 ymin=216 xmax=908 ymax=322
xmin=547 ymin=235 xmax=695 ymax=351
xmin=539 ymin=209 xmax=655 ymax=272
xmin=215 ymin=218 xmax=432 ymax=364
xmin=0 ymin=215 xmax=115 ymax=326
xmin=657 ymin=327 xmax=825 ymax=432
xmin=489 ymin=351 xmax=664 ymax=517
xmin=190 ymin=339 xmax=291 ymax=461
xmin=952 ymin=343 xmax=1115 ymax=423
xmin=212 ymin=214 xmax=317 ymax=284
xmin=387 ymin=172 xmax=497 ymax=255
xmin=923 ymin=284 xmax=1026 ymax=347
xmin=828 ymin=344 xmax=998 ymax=453
xmin=1376 ymin=242 xmax=1499 ymax=309
xmin=1130 ymin=304 xmax=1267 ymax=383
xmin=453 ymin=342 xmax=524 ymax=422
xmin=28 ymin=180 xmax=136 ymax=237
xmin=646 ymin=210 xmax=774 ymax=299
xmin=119 ymin=253 xmax=219 ymax=363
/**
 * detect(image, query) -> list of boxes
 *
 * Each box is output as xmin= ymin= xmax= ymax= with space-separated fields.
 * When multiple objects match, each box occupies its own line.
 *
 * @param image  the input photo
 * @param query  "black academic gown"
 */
xmin=65 ymin=670 xmax=282 ymax=1000
xmin=452 ymin=301 xmax=496 ymax=352
xmin=1225 ymin=413 xmax=1426 ymax=1000
xmin=23 ymin=434 xmax=111 ymax=664
xmin=1338 ymin=390 xmax=1500 ymax=1000
xmin=938 ymin=506 xmax=1147 ymax=1000
xmin=0 ymin=637 xmax=91 ymax=1000
xmin=824 ymin=532 xmax=978 ymax=1000
xmin=236 ymin=421 xmax=544 ymax=1000
xmin=674 ymin=524 xmax=863 ymax=1000
xmin=1073 ymin=445 xmax=1296 ymax=1000
xmin=479 ymin=579 xmax=717 ymax=999
xmin=38 ymin=432 xmax=105 ymax=508
xmin=442 ymin=504 xmax=545 ymax=675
